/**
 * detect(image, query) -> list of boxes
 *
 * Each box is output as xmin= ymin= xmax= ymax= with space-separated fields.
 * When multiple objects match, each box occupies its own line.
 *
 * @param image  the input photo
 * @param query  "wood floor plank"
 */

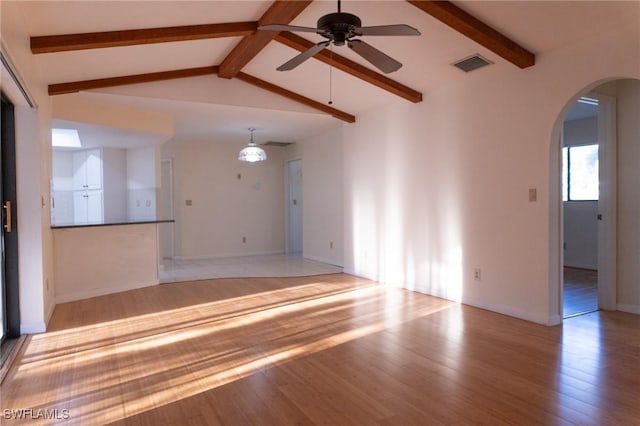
xmin=1 ymin=274 xmax=639 ymax=425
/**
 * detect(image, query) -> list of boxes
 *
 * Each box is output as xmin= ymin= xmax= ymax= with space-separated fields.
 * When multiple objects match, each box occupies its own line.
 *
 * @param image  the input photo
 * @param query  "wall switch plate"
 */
xmin=528 ymin=188 xmax=537 ymax=202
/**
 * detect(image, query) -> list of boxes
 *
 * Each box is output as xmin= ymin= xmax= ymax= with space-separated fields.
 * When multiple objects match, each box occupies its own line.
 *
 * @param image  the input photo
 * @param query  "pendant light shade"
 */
xmin=239 ymin=128 xmax=267 ymax=162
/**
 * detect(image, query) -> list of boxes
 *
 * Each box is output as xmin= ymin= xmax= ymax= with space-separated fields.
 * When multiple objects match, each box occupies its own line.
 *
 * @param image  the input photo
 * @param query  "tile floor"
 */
xmin=159 ymin=253 xmax=343 ymax=283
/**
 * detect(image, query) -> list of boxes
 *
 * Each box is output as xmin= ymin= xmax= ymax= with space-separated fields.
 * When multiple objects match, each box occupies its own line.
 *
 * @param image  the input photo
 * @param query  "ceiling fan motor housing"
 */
xmin=318 ymin=12 xmax=362 ymax=45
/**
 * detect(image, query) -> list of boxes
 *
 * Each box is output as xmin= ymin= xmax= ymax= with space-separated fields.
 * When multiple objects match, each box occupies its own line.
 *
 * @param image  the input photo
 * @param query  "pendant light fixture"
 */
xmin=238 ymin=127 xmax=267 ymax=162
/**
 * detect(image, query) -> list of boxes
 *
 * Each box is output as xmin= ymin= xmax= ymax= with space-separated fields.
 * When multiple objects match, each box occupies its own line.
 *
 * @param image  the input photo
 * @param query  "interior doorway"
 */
xmin=562 ymin=97 xmax=600 ymax=317
xmin=287 ymin=159 xmax=303 ymax=254
xmin=158 ymin=158 xmax=174 ymax=261
xmin=551 ymin=82 xmax=619 ymax=322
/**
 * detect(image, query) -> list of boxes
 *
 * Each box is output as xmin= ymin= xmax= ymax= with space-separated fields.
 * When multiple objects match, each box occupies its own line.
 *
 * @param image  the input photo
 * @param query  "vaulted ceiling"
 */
xmin=20 ymin=0 xmax=638 ymax=144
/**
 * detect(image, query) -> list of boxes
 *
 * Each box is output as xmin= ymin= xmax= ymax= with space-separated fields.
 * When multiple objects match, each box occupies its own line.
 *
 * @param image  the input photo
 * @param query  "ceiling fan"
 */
xmin=259 ymin=0 xmax=420 ymax=74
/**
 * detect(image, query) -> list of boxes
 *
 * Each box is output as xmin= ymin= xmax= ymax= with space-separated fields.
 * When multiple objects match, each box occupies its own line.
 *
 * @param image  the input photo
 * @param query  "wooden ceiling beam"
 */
xmin=236 ymin=72 xmax=355 ymax=123
xmin=31 ymin=22 xmax=257 ymax=54
xmin=217 ymin=0 xmax=313 ymax=79
xmin=275 ymin=32 xmax=423 ymax=103
xmin=48 ymin=66 xmax=219 ymax=95
xmin=47 ymin=66 xmax=354 ymax=123
xmin=407 ymin=0 xmax=535 ymax=68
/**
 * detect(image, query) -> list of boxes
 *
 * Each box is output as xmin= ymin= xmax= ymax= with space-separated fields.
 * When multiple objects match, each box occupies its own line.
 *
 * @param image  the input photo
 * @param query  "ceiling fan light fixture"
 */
xmin=238 ymin=128 xmax=267 ymax=163
xmin=259 ymin=0 xmax=420 ymax=74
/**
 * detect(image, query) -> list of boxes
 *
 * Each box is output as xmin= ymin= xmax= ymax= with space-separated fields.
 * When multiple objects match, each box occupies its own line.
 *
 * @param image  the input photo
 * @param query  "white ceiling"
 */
xmin=20 ymin=1 xmax=640 ymax=148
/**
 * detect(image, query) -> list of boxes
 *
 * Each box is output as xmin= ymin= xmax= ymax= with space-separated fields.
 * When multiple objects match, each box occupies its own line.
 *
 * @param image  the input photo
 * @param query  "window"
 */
xmin=562 ymin=144 xmax=599 ymax=201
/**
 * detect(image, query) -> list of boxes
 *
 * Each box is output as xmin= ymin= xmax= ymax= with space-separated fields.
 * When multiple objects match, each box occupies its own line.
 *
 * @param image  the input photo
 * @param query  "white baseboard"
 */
xmin=343 ymin=268 xmax=379 ymax=281
xmin=172 ymin=250 xmax=285 ymax=261
xmin=303 ymin=254 xmax=343 ymax=268
xmin=45 ymin=299 xmax=56 ymax=327
xmin=55 ymin=280 xmax=159 ymax=304
xmin=617 ymin=303 xmax=640 ymax=315
xmin=460 ymin=295 xmax=554 ymax=325
xmin=547 ymin=314 xmax=563 ymax=326
xmin=344 ymin=268 xmax=556 ymax=326
xmin=20 ymin=322 xmax=47 ymax=334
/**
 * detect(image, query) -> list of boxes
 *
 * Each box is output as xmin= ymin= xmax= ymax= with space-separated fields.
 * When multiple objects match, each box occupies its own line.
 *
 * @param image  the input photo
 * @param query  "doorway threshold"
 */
xmin=1 ymin=335 xmax=26 ymax=384
xmin=563 ymin=309 xmax=599 ymax=320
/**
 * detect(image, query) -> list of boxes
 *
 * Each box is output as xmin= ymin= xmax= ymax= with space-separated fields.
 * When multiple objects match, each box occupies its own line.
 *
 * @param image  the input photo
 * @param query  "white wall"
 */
xmin=161 ymin=139 xmax=285 ymax=259
xmin=126 ymin=146 xmax=157 ymax=221
xmin=563 ymin=116 xmax=598 ymax=269
xmin=341 ymin=21 xmax=639 ymax=325
xmin=286 ymin=128 xmax=344 ymax=267
xmin=617 ymin=79 xmax=640 ymax=313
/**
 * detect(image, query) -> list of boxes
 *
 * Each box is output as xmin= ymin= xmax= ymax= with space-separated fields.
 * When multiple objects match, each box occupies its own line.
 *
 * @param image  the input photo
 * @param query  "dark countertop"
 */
xmin=51 ymin=219 xmax=174 ymax=229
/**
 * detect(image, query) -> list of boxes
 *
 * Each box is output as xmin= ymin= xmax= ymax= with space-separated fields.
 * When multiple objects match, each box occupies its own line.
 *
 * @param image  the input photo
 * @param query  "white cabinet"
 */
xmin=73 ymin=149 xmax=102 ymax=190
xmin=70 ymin=149 xmax=104 ymax=224
xmin=73 ymin=190 xmax=103 ymax=223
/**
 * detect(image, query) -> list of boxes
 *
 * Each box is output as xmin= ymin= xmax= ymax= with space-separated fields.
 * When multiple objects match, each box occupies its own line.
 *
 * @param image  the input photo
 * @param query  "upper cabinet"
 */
xmin=73 ymin=149 xmax=102 ymax=190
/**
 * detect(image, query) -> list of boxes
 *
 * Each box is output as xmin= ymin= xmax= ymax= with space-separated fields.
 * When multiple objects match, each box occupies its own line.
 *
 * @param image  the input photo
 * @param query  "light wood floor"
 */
xmin=2 ymin=274 xmax=639 ymax=425
xmin=563 ymin=267 xmax=598 ymax=317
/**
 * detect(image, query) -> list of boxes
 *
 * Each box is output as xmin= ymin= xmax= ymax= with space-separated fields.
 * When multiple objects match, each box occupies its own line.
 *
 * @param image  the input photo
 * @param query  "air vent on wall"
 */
xmin=453 ymin=54 xmax=493 ymax=73
xmin=261 ymin=141 xmax=293 ymax=147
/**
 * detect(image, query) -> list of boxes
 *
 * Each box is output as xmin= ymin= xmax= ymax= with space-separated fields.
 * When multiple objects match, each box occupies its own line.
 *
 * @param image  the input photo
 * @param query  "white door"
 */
xmin=595 ymin=94 xmax=617 ymax=310
xmin=86 ymin=190 xmax=103 ymax=223
xmin=85 ymin=149 xmax=102 ymax=189
xmin=73 ymin=191 xmax=88 ymax=223
xmin=72 ymin=151 xmax=87 ymax=190
xmin=287 ymin=159 xmax=303 ymax=254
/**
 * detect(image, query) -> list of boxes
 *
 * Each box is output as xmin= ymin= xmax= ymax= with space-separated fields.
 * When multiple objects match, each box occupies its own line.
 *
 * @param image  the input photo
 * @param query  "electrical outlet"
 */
xmin=474 ymin=268 xmax=481 ymax=282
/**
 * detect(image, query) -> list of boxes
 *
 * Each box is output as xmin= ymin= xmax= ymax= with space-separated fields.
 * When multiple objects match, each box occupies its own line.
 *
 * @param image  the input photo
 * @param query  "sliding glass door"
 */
xmin=0 ymin=95 xmax=6 ymax=344
xmin=1 ymin=93 xmax=18 ymax=344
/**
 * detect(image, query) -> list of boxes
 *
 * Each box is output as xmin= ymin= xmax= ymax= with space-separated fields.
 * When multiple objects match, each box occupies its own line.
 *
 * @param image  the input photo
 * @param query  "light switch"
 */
xmin=528 ymin=188 xmax=537 ymax=202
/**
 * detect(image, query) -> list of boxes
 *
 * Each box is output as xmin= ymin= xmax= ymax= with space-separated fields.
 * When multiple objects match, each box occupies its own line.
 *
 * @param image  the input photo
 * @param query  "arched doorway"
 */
xmin=549 ymin=78 xmax=640 ymax=322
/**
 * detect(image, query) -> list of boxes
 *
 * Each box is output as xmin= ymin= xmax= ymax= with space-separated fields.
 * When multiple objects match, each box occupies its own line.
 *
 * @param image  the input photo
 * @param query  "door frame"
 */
xmin=159 ymin=158 xmax=175 ymax=260
xmin=1 ymin=93 xmax=20 ymax=339
xmin=285 ymin=158 xmax=303 ymax=254
xmin=552 ymin=91 xmax=617 ymax=322
xmin=594 ymin=93 xmax=617 ymax=311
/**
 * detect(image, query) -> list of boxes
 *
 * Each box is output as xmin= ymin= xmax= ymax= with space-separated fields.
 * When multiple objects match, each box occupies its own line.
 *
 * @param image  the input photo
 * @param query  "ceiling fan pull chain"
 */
xmin=328 ymin=47 xmax=334 ymax=105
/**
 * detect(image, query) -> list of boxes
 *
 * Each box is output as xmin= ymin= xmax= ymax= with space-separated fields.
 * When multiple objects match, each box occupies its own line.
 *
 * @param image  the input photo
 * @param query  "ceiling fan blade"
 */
xmin=259 ymin=24 xmax=319 ymax=33
xmin=277 ymin=41 xmax=330 ymax=71
xmin=347 ymin=39 xmax=402 ymax=73
xmin=356 ymin=24 xmax=421 ymax=36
